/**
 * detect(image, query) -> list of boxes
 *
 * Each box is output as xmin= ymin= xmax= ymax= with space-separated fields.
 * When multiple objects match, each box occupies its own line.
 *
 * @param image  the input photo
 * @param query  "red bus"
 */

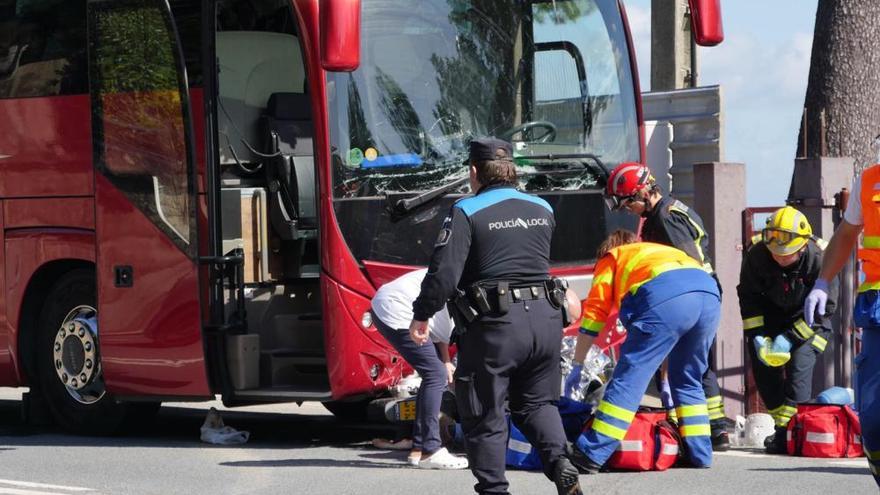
xmin=0 ymin=0 xmax=721 ymax=433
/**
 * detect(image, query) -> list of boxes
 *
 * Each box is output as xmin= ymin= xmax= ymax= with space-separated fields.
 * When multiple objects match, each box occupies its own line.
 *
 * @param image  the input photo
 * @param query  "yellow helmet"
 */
xmin=762 ymin=206 xmax=811 ymax=256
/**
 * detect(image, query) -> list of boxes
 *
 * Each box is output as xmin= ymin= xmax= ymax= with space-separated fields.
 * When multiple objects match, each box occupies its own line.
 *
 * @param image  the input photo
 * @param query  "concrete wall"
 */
xmin=694 ymin=162 xmax=747 ymax=418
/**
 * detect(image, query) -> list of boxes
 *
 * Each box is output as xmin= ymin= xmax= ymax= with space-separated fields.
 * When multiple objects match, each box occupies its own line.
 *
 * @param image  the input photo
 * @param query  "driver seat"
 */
xmin=262 ymin=92 xmax=317 ymax=241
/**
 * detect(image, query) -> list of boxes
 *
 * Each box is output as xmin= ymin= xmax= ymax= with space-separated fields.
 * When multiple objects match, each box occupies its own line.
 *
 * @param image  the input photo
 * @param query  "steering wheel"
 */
xmin=500 ymin=121 xmax=557 ymax=143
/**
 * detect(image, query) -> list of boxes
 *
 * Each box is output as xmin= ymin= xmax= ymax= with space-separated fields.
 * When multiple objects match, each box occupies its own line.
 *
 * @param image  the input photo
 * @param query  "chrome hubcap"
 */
xmin=52 ymin=305 xmax=105 ymax=404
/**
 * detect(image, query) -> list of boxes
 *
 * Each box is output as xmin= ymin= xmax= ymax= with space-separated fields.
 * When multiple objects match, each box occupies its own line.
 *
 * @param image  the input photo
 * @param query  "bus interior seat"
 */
xmin=262 ymin=92 xmax=317 ymax=240
xmin=216 ymin=31 xmax=305 ymax=168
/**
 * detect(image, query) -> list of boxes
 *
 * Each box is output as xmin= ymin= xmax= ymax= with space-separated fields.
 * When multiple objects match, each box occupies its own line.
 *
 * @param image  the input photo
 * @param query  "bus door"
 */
xmin=87 ymin=0 xmax=209 ymax=397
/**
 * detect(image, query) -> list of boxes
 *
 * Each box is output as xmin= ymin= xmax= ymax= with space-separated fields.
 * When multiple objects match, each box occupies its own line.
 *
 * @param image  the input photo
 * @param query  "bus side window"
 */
xmin=0 ymin=0 xmax=87 ymax=98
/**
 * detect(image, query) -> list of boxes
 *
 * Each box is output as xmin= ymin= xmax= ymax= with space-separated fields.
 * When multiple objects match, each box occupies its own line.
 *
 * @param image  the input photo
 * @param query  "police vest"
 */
xmin=858 ymin=165 xmax=880 ymax=292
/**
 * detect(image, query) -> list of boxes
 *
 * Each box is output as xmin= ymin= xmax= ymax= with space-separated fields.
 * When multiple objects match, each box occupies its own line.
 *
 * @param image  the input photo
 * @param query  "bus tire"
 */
xmin=35 ymin=269 xmax=126 ymax=435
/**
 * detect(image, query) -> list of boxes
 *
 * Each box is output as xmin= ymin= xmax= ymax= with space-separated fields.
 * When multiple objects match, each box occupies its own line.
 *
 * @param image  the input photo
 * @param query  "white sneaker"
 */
xmin=417 ymin=448 xmax=469 ymax=470
xmin=407 ymin=452 xmax=421 ymax=467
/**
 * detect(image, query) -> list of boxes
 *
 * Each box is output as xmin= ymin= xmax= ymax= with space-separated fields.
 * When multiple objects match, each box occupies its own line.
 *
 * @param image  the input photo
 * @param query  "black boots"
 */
xmin=764 ymin=426 xmax=788 ymax=454
xmin=567 ymin=444 xmax=602 ymax=475
xmin=710 ymin=420 xmax=731 ymax=451
xmin=551 ymin=457 xmax=583 ymax=495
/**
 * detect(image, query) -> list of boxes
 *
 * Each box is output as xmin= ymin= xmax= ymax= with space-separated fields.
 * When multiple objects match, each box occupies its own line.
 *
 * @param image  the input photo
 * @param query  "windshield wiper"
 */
xmin=388 ymin=176 xmax=469 ymax=218
xmin=517 ymin=152 xmax=608 ymax=179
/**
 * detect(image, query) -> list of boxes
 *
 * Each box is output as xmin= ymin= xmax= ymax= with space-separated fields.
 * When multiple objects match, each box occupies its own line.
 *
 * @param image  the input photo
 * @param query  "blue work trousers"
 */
xmin=576 ymin=290 xmax=720 ymax=467
xmin=853 ymin=291 xmax=880 ymax=488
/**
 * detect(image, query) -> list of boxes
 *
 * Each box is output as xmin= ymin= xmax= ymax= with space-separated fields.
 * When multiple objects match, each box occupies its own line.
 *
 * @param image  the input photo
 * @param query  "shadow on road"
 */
xmin=219 ymin=456 xmax=407 ymax=469
xmin=0 ymin=398 xmax=400 ymax=449
xmin=751 ymin=466 xmax=869 ymax=476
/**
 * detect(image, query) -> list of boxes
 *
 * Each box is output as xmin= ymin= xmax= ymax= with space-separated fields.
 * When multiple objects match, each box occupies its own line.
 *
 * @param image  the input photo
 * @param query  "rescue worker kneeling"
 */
xmin=570 ymin=230 xmax=721 ymax=472
xmin=739 ymin=206 xmax=838 ymax=454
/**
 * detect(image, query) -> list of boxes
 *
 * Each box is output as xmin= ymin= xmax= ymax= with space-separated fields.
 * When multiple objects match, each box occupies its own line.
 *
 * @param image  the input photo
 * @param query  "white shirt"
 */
xmin=844 ymin=174 xmax=864 ymax=226
xmin=370 ymin=268 xmax=453 ymax=344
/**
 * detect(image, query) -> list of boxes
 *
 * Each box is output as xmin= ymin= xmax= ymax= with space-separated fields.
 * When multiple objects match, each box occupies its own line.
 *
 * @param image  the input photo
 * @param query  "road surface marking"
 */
xmin=0 ymin=479 xmax=94 ymax=493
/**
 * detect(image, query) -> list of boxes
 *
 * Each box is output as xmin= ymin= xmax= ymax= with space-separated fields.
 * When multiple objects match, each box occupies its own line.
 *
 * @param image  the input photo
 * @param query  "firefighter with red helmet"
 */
xmin=602 ymin=162 xmax=729 ymax=450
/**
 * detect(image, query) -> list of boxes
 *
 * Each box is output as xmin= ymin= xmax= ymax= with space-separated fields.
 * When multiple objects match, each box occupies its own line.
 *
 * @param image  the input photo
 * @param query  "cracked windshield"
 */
xmin=328 ymin=0 xmax=639 ymax=199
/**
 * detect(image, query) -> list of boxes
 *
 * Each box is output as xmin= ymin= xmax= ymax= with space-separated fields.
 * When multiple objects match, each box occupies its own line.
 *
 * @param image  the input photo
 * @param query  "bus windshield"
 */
xmin=327 ymin=0 xmax=640 ymax=199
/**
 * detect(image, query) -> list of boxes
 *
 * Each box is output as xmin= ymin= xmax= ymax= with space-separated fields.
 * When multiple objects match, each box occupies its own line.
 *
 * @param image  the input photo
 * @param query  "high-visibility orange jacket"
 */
xmin=859 ymin=165 xmax=880 ymax=292
xmin=580 ymin=242 xmax=720 ymax=336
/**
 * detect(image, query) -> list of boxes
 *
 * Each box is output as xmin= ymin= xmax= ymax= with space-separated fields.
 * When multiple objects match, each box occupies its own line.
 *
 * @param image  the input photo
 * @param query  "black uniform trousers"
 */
xmin=455 ymin=297 xmax=567 ymax=495
xmin=747 ymin=337 xmax=819 ymax=418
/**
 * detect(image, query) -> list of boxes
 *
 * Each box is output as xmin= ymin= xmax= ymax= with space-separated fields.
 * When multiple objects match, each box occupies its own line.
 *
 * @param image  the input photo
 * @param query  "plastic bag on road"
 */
xmin=200 ymin=407 xmax=250 ymax=445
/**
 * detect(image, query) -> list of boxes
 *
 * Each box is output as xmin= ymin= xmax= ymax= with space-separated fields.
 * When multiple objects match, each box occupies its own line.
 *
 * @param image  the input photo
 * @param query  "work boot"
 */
xmin=764 ymin=426 xmax=789 ymax=455
xmin=568 ymin=443 xmax=601 ymax=475
xmin=551 ymin=457 xmax=583 ymax=495
xmin=710 ymin=421 xmax=730 ymax=452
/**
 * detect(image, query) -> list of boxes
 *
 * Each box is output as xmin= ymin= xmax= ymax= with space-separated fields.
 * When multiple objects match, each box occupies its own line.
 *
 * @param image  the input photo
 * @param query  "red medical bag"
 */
xmin=597 ymin=408 xmax=681 ymax=471
xmin=786 ymin=404 xmax=863 ymax=458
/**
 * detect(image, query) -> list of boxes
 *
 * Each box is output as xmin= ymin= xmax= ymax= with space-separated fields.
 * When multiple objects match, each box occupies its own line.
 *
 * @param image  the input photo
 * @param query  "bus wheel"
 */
xmin=36 ymin=269 xmax=126 ymax=435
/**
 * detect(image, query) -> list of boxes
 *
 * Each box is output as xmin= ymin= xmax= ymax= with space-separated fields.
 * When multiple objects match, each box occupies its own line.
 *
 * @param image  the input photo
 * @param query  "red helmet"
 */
xmin=604 ymin=162 xmax=654 ymax=210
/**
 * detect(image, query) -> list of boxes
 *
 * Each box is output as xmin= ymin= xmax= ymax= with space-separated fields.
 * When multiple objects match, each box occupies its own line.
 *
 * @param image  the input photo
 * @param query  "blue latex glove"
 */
xmin=659 ymin=378 xmax=674 ymax=409
xmin=564 ymin=364 xmax=583 ymax=398
xmin=753 ymin=335 xmax=768 ymax=356
xmin=771 ymin=334 xmax=792 ymax=354
xmin=804 ymin=279 xmax=830 ymax=326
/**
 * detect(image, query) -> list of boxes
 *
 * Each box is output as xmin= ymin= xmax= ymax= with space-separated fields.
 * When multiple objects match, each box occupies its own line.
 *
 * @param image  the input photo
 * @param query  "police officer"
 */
xmin=604 ymin=162 xmax=729 ymax=449
xmin=409 ymin=137 xmax=581 ymax=495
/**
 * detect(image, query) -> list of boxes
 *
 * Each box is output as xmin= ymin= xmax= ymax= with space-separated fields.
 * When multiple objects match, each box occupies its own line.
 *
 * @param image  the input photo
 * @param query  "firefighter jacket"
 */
xmin=737 ymin=240 xmax=838 ymax=352
xmin=641 ymin=195 xmax=713 ymax=272
xmin=580 ymin=242 xmax=720 ymax=337
xmin=859 ymin=165 xmax=880 ymax=292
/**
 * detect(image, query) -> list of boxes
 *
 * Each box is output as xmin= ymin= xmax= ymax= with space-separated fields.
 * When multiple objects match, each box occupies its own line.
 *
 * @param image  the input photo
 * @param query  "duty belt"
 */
xmin=486 ymin=284 xmax=548 ymax=303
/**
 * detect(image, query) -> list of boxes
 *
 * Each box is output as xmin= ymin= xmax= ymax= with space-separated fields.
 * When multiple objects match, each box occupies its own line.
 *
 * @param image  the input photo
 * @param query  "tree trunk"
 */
xmin=798 ymin=0 xmax=880 ymax=171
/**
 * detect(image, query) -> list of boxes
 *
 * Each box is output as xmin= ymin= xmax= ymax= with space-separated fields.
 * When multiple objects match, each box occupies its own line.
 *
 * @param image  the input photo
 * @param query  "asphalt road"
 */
xmin=0 ymin=388 xmax=875 ymax=495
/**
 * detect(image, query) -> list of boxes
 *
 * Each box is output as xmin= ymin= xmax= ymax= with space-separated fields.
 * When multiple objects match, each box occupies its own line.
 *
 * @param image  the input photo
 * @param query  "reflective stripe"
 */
xmin=706 ymin=396 xmax=724 ymax=419
xmin=667 ymin=408 xmax=678 ymax=422
xmin=769 ymin=405 xmax=796 ymax=426
xmin=508 ymin=438 xmax=533 ymax=454
xmin=580 ymin=318 xmax=604 ymax=335
xmin=671 ymin=204 xmax=711 ymax=270
xmin=708 ymin=409 xmax=725 ymax=421
xmin=805 ymin=432 xmax=836 ymax=444
xmin=592 ymin=418 xmax=628 ymax=440
xmin=864 ymin=236 xmax=880 ymax=249
xmin=859 ymin=280 xmax=880 ymax=292
xmin=619 ymin=245 xmax=667 ymax=294
xmin=793 ymin=318 xmax=815 ymax=340
xmin=743 ymin=316 xmax=764 ymax=330
xmin=812 ymin=335 xmax=828 ymax=352
xmin=867 ymin=449 xmax=880 ymax=461
xmin=680 ymin=424 xmax=711 ymax=437
xmin=592 ymin=272 xmax=613 ymax=287
xmin=661 ymin=443 xmax=679 ymax=456
xmin=598 ymin=401 xmax=636 ymax=423
xmin=617 ymin=440 xmax=643 ymax=452
xmin=676 ymin=404 xmax=708 ymax=418
xmin=775 ymin=416 xmax=793 ymax=427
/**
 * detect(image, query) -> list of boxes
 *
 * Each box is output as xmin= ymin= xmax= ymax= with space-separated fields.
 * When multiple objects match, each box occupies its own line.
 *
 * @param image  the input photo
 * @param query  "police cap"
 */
xmin=467 ymin=137 xmax=513 ymax=164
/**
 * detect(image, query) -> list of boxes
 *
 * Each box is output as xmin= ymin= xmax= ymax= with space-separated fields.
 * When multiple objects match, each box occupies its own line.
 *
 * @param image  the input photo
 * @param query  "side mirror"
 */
xmin=688 ymin=0 xmax=724 ymax=47
xmin=320 ymin=0 xmax=361 ymax=71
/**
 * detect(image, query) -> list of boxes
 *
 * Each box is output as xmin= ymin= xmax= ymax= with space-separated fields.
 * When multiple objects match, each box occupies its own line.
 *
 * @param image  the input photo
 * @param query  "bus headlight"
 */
xmin=361 ymin=311 xmax=373 ymax=329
